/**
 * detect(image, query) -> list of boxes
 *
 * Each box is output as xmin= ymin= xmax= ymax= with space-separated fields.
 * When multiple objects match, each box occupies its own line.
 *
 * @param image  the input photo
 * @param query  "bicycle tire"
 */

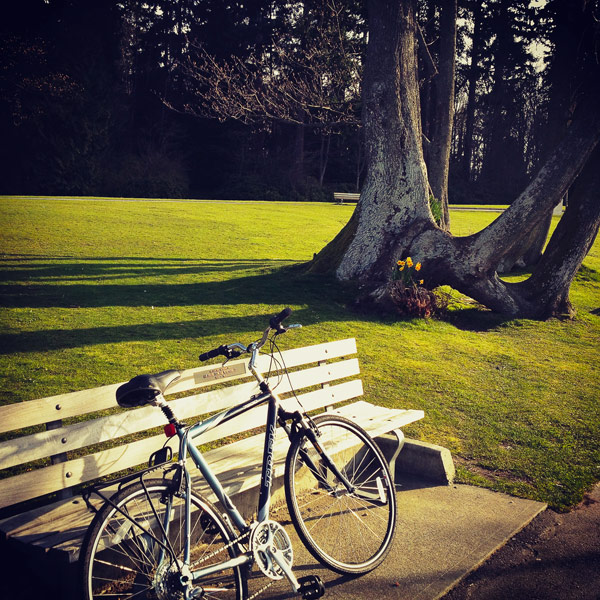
xmin=80 ymin=478 xmax=247 ymax=600
xmin=284 ymin=414 xmax=397 ymax=575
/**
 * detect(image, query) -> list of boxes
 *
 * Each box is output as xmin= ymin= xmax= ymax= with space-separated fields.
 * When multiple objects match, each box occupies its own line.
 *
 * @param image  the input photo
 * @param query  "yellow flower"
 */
xmin=419 ymin=279 xmax=424 ymax=285
xmin=406 ymin=257 xmax=413 ymax=267
xmin=415 ymin=262 xmax=422 ymax=271
xmin=397 ymin=260 xmax=405 ymax=266
xmin=399 ymin=265 xmax=405 ymax=271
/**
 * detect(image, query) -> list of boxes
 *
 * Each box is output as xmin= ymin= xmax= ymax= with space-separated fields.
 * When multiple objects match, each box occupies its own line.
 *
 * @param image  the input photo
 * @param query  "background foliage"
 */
xmin=0 ymin=0 xmax=585 ymax=203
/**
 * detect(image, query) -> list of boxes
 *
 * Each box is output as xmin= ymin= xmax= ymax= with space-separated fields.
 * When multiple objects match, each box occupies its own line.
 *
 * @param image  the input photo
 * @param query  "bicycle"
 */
xmin=79 ymin=308 xmax=397 ymax=600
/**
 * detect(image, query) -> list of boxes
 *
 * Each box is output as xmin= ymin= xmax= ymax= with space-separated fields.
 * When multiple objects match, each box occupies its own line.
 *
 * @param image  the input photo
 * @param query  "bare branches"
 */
xmin=177 ymin=27 xmax=362 ymax=132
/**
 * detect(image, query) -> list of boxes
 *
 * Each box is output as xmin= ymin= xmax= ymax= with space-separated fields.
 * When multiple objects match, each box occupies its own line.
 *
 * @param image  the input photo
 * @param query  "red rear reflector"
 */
xmin=164 ymin=423 xmax=177 ymax=438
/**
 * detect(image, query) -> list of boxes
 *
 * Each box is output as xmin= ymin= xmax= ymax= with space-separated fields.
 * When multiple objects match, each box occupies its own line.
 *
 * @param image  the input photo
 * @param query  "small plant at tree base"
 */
xmin=389 ymin=257 xmax=447 ymax=318
xmin=392 ymin=256 xmax=423 ymax=286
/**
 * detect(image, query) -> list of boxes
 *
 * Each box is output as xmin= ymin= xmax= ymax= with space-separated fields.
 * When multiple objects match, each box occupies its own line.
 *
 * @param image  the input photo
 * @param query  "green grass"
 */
xmin=1 ymin=197 xmax=599 ymax=510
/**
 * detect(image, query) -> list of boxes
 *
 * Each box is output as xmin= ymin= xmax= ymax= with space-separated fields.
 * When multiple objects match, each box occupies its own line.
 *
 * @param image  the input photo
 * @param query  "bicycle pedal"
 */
xmin=298 ymin=575 xmax=325 ymax=599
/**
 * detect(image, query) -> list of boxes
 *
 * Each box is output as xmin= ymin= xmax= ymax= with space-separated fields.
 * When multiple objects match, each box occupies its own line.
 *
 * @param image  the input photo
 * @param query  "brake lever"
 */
xmin=221 ymin=349 xmax=243 ymax=365
xmin=275 ymin=324 xmax=302 ymax=335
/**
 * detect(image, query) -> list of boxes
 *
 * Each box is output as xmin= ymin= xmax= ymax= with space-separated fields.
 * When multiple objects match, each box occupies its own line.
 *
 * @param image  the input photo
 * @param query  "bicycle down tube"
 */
xmin=173 ymin=371 xmax=292 ymax=585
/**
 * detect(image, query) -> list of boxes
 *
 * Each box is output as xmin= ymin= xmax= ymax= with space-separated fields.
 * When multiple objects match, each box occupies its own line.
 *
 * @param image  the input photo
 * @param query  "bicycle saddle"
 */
xmin=116 ymin=370 xmax=181 ymax=408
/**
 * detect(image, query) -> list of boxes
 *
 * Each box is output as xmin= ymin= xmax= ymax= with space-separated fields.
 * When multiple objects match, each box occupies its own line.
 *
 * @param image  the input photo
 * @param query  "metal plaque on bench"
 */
xmin=195 ymin=362 xmax=247 ymax=384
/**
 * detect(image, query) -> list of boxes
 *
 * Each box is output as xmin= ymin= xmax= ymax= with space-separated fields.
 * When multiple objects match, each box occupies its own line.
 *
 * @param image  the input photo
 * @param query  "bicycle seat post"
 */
xmin=151 ymin=394 xmax=180 ymax=426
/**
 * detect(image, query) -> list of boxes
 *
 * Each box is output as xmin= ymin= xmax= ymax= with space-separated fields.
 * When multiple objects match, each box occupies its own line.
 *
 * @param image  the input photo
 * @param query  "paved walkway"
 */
xmin=257 ymin=475 xmax=546 ymax=600
xmin=443 ymin=482 xmax=600 ymax=600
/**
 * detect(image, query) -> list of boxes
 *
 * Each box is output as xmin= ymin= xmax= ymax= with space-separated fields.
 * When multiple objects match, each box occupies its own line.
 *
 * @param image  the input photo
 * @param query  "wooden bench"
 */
xmin=0 ymin=338 xmax=424 ymax=566
xmin=333 ymin=192 xmax=360 ymax=204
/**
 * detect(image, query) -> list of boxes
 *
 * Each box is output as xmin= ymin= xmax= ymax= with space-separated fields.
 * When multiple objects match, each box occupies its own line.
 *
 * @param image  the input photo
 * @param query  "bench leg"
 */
xmin=386 ymin=429 xmax=405 ymax=484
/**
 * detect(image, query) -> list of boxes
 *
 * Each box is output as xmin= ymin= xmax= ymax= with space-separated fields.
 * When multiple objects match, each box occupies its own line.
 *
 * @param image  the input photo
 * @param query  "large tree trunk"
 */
xmin=520 ymin=145 xmax=600 ymax=317
xmin=496 ymin=0 xmax=599 ymax=274
xmin=425 ymin=0 xmax=456 ymax=232
xmin=335 ymin=0 xmax=433 ymax=283
xmin=412 ymin=103 xmax=600 ymax=317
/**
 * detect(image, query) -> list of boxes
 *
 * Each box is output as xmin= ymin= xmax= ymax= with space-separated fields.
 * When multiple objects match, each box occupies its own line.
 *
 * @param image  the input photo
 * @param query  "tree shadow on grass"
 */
xmin=0 ymin=257 xmax=306 ymax=309
xmin=0 ymin=256 xmax=295 ymax=286
xmin=0 ymin=307 xmax=323 ymax=355
xmin=0 ymin=272 xmax=334 ymax=310
xmin=574 ymin=264 xmax=600 ymax=283
xmin=1 ymin=254 xmax=554 ymax=351
xmin=443 ymin=307 xmax=514 ymax=332
xmin=0 ymin=257 xmax=353 ymax=353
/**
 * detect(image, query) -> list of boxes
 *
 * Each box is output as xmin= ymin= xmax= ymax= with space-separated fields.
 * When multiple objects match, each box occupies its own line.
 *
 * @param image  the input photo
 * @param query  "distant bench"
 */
xmin=333 ymin=192 xmax=360 ymax=204
xmin=0 ymin=338 xmax=424 ymax=565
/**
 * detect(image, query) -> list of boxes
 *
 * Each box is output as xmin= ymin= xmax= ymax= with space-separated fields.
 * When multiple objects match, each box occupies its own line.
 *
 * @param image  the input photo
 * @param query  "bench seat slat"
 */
xmin=0 ymin=384 xmax=121 ymax=436
xmin=0 ymin=338 xmax=358 ymax=434
xmin=328 ymin=401 xmax=425 ymax=437
xmin=0 ymin=358 xmax=360 ymax=470
xmin=2 ymin=400 xmax=423 ymax=563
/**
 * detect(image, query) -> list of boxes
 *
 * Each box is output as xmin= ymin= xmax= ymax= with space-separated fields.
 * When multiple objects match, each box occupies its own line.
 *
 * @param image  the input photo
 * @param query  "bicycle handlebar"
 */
xmin=269 ymin=307 xmax=292 ymax=332
xmin=198 ymin=345 xmax=229 ymax=362
xmin=199 ymin=308 xmax=295 ymax=362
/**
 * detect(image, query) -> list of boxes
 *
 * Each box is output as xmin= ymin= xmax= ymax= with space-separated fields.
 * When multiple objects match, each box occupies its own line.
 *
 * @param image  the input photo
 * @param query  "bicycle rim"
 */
xmin=81 ymin=479 xmax=246 ymax=599
xmin=285 ymin=414 xmax=397 ymax=574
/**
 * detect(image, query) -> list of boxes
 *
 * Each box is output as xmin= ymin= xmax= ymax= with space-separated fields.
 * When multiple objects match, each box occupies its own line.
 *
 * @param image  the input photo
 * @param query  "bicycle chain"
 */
xmin=190 ymin=526 xmax=250 ymax=570
xmin=248 ymin=579 xmax=276 ymax=600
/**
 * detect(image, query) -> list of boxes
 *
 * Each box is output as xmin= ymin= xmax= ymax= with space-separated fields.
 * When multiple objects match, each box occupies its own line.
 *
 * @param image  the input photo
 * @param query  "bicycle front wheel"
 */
xmin=284 ymin=414 xmax=397 ymax=575
xmin=80 ymin=479 xmax=247 ymax=600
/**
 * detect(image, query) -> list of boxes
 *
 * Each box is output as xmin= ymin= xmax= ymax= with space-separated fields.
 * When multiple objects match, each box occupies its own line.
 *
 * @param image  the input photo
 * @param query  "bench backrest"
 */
xmin=0 ymin=339 xmax=361 ymax=511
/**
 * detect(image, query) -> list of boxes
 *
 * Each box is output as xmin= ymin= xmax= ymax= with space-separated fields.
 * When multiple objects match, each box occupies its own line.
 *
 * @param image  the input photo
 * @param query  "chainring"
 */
xmin=249 ymin=520 xmax=294 ymax=580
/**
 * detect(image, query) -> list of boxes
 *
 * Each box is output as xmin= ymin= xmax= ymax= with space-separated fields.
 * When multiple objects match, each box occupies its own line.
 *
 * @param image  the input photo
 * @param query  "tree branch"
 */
xmin=468 ymin=105 xmax=600 ymax=269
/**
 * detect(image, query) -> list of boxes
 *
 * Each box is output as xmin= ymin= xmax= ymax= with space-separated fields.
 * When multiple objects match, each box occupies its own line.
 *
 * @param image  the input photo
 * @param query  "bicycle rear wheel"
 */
xmin=80 ymin=478 xmax=246 ymax=600
xmin=284 ymin=414 xmax=397 ymax=575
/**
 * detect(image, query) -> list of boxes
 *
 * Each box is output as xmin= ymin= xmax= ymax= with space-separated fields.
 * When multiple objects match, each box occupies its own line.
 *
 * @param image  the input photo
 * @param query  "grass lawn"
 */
xmin=1 ymin=196 xmax=598 ymax=510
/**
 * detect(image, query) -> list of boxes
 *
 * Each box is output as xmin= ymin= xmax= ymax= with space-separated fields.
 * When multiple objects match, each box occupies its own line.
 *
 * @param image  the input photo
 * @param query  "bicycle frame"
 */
xmin=167 ymin=357 xmax=356 ymax=588
xmin=81 ymin=312 xmax=395 ymax=600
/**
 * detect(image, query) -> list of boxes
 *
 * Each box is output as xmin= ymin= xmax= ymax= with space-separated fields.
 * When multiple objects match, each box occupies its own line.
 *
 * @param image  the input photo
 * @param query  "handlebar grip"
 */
xmin=199 ymin=345 xmax=227 ymax=362
xmin=269 ymin=307 xmax=292 ymax=330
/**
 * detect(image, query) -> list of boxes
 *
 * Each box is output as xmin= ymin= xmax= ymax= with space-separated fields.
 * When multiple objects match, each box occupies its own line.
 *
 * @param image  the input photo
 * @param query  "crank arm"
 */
xmin=266 ymin=546 xmax=300 ymax=593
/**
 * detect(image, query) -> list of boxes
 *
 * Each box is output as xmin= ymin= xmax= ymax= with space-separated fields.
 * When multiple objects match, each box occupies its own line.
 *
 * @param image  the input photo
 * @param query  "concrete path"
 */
xmin=257 ymin=475 xmax=546 ymax=600
xmin=443 ymin=482 xmax=600 ymax=600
